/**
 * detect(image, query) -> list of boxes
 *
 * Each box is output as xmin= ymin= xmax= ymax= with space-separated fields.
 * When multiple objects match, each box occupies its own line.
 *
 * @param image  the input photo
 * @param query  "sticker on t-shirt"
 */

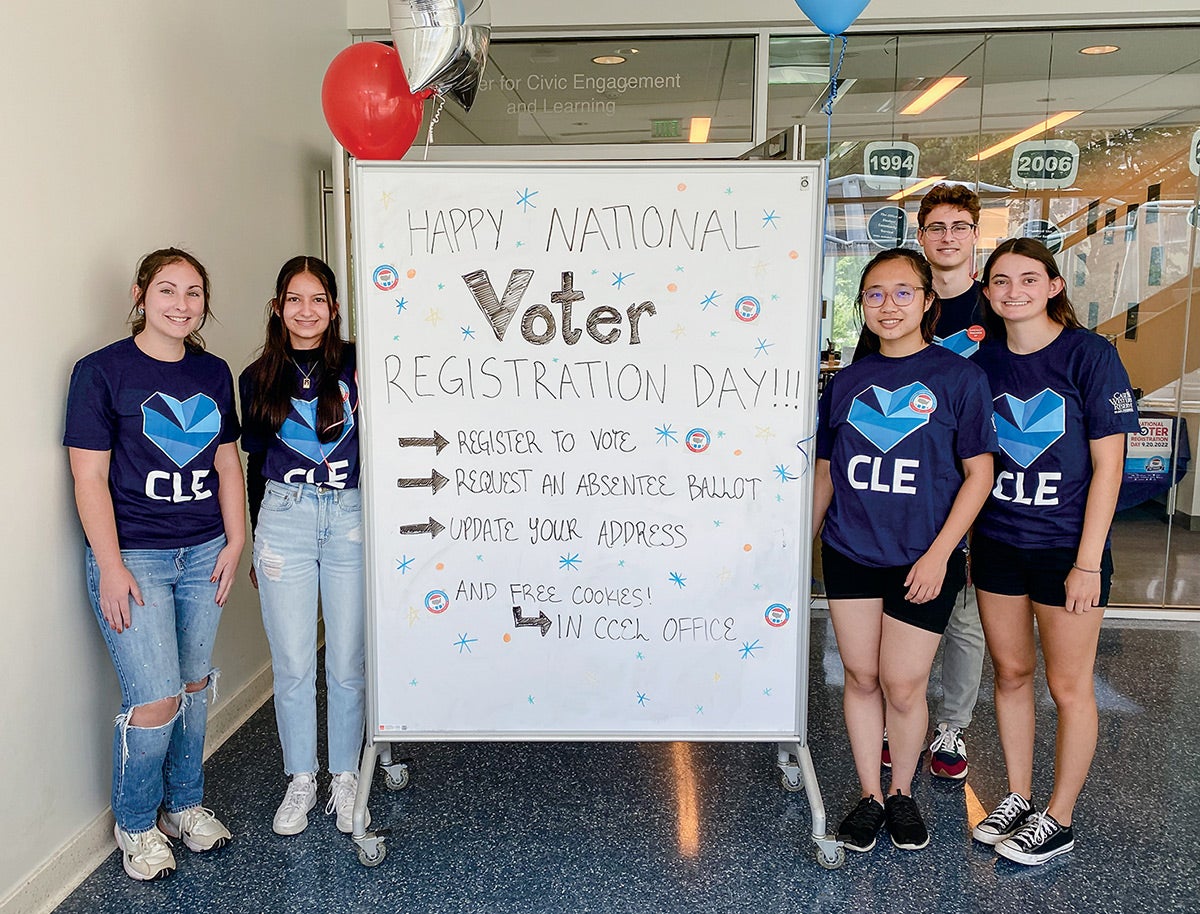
xmin=141 ymin=392 xmax=221 ymax=468
xmin=279 ymin=381 xmax=355 ymax=464
xmin=993 ymin=389 xmax=1065 ymax=468
xmin=847 ymin=382 xmax=936 ymax=453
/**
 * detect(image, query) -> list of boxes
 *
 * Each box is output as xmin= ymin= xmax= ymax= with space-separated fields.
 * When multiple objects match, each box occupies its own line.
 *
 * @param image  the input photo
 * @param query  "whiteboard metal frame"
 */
xmin=346 ymin=154 xmax=836 ymax=867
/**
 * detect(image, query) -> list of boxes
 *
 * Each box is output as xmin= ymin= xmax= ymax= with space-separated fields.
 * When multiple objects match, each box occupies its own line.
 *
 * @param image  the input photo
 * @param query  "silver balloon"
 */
xmin=388 ymin=0 xmax=491 ymax=112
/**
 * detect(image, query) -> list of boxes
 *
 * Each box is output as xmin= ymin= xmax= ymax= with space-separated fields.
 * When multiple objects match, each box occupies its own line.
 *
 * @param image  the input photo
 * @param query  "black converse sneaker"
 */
xmin=836 ymin=796 xmax=885 ymax=852
xmin=884 ymin=792 xmax=929 ymax=850
xmin=996 ymin=810 xmax=1074 ymax=865
xmin=972 ymin=792 xmax=1033 ymax=845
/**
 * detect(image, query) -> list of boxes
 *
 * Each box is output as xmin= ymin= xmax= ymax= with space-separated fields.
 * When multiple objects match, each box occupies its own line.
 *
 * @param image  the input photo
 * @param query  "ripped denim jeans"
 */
xmin=86 ymin=535 xmax=225 ymax=833
xmin=254 ymin=481 xmax=365 ymax=776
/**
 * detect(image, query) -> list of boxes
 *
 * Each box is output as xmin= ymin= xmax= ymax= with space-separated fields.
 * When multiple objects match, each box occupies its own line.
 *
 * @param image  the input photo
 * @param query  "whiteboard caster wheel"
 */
xmin=385 ymin=767 xmax=410 ymax=791
xmin=780 ymin=772 xmax=803 ymax=792
xmin=358 ymin=844 xmax=387 ymax=867
xmin=816 ymin=845 xmax=845 ymax=869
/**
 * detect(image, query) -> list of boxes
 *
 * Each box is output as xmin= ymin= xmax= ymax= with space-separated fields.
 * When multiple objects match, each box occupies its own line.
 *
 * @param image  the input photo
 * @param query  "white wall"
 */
xmin=348 ymin=0 xmax=1200 ymax=31
xmin=0 ymin=2 xmax=347 ymax=909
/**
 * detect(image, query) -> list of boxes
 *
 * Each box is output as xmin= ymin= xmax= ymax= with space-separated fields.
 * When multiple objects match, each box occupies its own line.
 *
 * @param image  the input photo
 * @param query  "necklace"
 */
xmin=289 ymin=356 xmax=321 ymax=390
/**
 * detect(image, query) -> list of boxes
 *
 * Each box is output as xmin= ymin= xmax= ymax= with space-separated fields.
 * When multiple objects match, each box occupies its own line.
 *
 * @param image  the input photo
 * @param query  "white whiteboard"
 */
xmin=351 ymin=160 xmax=824 ymax=740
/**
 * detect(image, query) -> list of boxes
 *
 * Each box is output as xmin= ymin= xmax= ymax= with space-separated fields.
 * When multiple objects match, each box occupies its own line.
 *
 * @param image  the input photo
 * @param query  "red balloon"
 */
xmin=321 ymin=43 xmax=425 ymax=159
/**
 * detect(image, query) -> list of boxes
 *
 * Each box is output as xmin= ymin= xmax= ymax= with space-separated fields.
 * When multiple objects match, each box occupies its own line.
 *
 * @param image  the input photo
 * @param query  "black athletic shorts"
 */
xmin=970 ymin=532 xmax=1112 ymax=607
xmin=821 ymin=541 xmax=967 ymax=634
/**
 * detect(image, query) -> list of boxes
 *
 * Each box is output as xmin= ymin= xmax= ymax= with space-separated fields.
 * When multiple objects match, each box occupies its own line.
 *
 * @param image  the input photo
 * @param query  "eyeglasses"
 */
xmin=920 ymin=221 xmax=977 ymax=239
xmin=861 ymin=286 xmax=924 ymax=308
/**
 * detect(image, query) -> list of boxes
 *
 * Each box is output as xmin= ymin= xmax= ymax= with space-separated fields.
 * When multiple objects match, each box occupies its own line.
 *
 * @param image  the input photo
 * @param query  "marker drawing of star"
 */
xmin=655 ymin=423 xmax=679 ymax=445
xmin=700 ymin=290 xmax=721 ymax=311
xmin=753 ymin=260 xmax=769 ymax=276
xmin=454 ymin=633 xmax=478 ymax=654
xmin=636 ymin=692 xmax=649 ymax=706
xmin=516 ymin=187 xmax=538 ymax=212
xmin=762 ymin=209 xmax=780 ymax=229
xmin=461 ymin=326 xmax=476 ymax=340
xmin=668 ymin=571 xmax=687 ymax=589
xmin=672 ymin=324 xmax=686 ymax=339
xmin=774 ymin=464 xmax=797 ymax=483
xmin=754 ymin=337 xmax=774 ymax=358
xmin=755 ymin=425 xmax=777 ymax=443
xmin=559 ymin=553 xmax=582 ymax=571
xmin=395 ymin=297 xmax=407 ymax=314
xmin=612 ymin=271 xmax=633 ymax=289
xmin=424 ymin=307 xmax=443 ymax=327
xmin=396 ymin=555 xmax=414 ymax=574
xmin=381 ymin=191 xmax=394 ymax=208
xmin=740 ymin=639 xmax=763 ymax=659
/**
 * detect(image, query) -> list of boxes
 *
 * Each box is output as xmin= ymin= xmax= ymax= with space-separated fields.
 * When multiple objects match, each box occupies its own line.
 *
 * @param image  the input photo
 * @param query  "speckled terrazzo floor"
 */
xmin=55 ymin=617 xmax=1199 ymax=914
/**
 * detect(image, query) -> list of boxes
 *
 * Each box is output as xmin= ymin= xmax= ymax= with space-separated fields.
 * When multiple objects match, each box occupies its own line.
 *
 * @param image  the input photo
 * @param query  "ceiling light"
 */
xmin=768 ymin=65 xmax=829 ymax=85
xmin=888 ymin=175 xmax=947 ymax=201
xmin=592 ymin=54 xmax=626 ymax=65
xmin=615 ymin=47 xmax=640 ymax=55
xmin=967 ymin=111 xmax=1083 ymax=162
xmin=900 ymin=76 xmax=968 ymax=115
xmin=1079 ymin=44 xmax=1119 ymax=55
xmin=688 ymin=117 xmax=711 ymax=143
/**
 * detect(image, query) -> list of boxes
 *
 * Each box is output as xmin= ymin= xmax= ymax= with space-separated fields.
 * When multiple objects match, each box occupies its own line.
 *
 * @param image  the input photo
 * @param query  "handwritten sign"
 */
xmin=351 ymin=161 xmax=823 ymax=739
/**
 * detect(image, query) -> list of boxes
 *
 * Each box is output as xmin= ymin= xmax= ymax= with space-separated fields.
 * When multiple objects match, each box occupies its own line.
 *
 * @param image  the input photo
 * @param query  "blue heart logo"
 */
xmin=279 ymin=381 xmax=354 ymax=464
xmin=935 ymin=329 xmax=980 ymax=359
xmin=994 ymin=389 xmax=1065 ymax=468
xmin=142 ymin=393 xmax=221 ymax=468
xmin=847 ymin=382 xmax=936 ymax=453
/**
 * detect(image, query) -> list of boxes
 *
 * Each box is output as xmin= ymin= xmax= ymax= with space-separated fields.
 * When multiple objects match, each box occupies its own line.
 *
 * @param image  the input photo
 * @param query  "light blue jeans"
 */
xmin=253 ymin=480 xmax=365 ymax=776
xmin=86 ymin=535 xmax=224 ymax=833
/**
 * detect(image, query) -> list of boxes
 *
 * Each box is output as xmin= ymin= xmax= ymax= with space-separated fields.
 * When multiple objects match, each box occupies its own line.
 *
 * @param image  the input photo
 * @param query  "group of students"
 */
xmin=817 ymin=185 xmax=1138 ymax=865
xmin=64 ymin=180 xmax=1136 ymax=881
xmin=64 ymin=250 xmax=365 ymax=881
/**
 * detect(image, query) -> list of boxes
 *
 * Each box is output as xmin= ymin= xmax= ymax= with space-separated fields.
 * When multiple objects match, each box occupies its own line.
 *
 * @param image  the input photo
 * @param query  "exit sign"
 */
xmin=651 ymin=119 xmax=681 ymax=138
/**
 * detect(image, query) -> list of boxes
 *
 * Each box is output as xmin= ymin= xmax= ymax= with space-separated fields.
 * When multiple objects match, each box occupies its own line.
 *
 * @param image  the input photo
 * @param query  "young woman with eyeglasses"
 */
xmin=813 ymin=248 xmax=996 ymax=854
xmin=968 ymin=238 xmax=1138 ymax=865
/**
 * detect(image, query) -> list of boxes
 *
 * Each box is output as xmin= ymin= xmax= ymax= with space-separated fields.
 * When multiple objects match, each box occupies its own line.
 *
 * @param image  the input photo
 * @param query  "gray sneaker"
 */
xmin=114 ymin=824 xmax=176 ymax=881
xmin=158 ymin=806 xmax=232 ymax=852
xmin=273 ymin=773 xmax=318 ymax=836
xmin=326 ymin=771 xmax=371 ymax=834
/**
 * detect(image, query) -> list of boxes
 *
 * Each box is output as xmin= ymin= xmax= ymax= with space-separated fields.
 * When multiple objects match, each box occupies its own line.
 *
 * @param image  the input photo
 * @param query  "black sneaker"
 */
xmin=837 ymin=796 xmax=885 ymax=852
xmin=884 ymin=793 xmax=929 ymax=850
xmin=972 ymin=792 xmax=1033 ymax=845
xmin=996 ymin=811 xmax=1074 ymax=865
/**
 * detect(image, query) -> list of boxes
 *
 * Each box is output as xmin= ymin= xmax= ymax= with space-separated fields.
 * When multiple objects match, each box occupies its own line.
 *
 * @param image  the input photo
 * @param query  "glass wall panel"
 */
xmin=770 ymin=26 xmax=1200 ymax=608
xmin=413 ymin=37 xmax=755 ymax=146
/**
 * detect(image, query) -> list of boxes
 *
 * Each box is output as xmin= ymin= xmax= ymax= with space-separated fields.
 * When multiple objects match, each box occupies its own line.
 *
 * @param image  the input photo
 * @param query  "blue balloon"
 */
xmin=794 ymin=0 xmax=870 ymax=36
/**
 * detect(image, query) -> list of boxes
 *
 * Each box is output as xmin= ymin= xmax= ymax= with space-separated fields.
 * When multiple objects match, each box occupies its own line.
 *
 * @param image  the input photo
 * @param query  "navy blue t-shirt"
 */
xmin=64 ymin=337 xmax=240 ymax=549
xmin=816 ymin=344 xmax=997 ymax=567
xmin=972 ymin=329 xmax=1139 ymax=549
xmin=239 ymin=344 xmax=360 ymax=490
xmin=933 ymin=280 xmax=988 ymax=358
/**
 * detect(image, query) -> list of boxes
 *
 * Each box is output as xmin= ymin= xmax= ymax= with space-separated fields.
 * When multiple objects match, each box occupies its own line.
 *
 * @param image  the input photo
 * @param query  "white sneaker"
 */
xmin=158 ymin=805 xmax=232 ymax=852
xmin=273 ymin=773 xmax=318 ymax=836
xmin=325 ymin=771 xmax=370 ymax=834
xmin=114 ymin=824 xmax=176 ymax=881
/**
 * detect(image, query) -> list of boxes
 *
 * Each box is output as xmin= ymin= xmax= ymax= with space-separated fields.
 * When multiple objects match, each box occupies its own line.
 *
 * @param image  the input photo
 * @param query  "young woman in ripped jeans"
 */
xmin=65 ymin=248 xmax=244 ymax=880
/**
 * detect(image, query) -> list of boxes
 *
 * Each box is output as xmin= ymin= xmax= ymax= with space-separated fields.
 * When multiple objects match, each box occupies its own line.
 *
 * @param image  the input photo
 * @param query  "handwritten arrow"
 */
xmin=398 ymin=517 xmax=445 ymax=538
xmin=512 ymin=604 xmax=552 ymax=637
xmin=398 ymin=431 xmax=449 ymax=454
xmin=397 ymin=469 xmax=449 ymax=493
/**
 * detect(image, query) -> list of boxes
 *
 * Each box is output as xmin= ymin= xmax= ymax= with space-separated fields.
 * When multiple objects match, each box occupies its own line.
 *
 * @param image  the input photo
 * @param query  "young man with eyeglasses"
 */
xmin=851 ymin=182 xmax=986 ymax=783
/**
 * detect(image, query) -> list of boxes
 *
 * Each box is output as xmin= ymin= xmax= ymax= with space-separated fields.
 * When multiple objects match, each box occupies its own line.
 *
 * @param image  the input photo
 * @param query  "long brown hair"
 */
xmin=855 ymin=248 xmax=941 ymax=355
xmin=246 ymin=256 xmax=346 ymax=442
xmin=128 ymin=248 xmax=212 ymax=351
xmin=981 ymin=237 xmax=1083 ymax=340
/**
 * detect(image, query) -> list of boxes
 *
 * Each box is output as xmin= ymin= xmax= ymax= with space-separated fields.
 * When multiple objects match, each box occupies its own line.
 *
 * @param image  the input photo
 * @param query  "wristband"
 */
xmin=1072 ymin=562 xmax=1101 ymax=574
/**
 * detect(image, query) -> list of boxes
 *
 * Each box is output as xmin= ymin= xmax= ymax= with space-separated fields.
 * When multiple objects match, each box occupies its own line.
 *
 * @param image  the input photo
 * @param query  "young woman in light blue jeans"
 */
xmin=65 ymin=249 xmax=244 ymax=881
xmin=239 ymin=256 xmax=366 ymax=835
